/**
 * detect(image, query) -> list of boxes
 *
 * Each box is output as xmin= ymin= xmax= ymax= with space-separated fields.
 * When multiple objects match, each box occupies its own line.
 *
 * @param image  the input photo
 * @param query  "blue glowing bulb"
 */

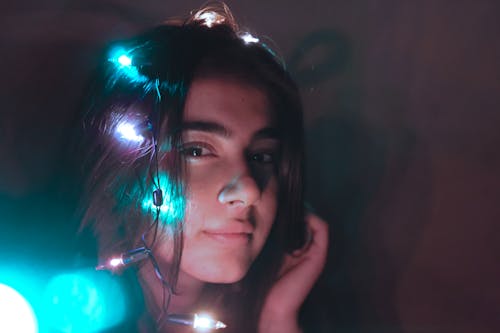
xmin=108 ymin=47 xmax=162 ymax=92
xmin=117 ymin=54 xmax=132 ymax=67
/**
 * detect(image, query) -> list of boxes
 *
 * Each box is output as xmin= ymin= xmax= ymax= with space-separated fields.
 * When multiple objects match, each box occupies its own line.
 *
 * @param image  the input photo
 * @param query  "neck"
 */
xmin=139 ymin=262 xmax=205 ymax=317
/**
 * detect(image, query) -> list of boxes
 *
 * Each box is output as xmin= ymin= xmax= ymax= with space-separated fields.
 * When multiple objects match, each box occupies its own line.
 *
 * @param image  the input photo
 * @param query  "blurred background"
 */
xmin=1 ymin=1 xmax=499 ymax=332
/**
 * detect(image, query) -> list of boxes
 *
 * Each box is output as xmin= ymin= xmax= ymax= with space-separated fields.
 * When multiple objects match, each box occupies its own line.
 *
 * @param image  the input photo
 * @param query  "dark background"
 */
xmin=1 ymin=1 xmax=499 ymax=332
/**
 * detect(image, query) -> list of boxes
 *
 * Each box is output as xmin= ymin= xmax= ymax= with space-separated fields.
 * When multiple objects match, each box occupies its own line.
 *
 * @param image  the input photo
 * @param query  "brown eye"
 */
xmin=180 ymin=143 xmax=214 ymax=158
xmin=183 ymin=147 xmax=203 ymax=157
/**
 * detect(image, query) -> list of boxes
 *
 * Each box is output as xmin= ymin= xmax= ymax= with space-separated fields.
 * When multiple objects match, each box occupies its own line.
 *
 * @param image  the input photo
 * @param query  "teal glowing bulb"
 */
xmin=117 ymin=54 xmax=132 ymax=67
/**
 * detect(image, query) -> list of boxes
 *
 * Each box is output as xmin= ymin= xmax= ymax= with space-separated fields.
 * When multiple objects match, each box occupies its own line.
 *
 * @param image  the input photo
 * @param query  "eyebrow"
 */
xmin=181 ymin=121 xmax=231 ymax=137
xmin=181 ymin=121 xmax=278 ymax=140
xmin=253 ymin=127 xmax=278 ymax=140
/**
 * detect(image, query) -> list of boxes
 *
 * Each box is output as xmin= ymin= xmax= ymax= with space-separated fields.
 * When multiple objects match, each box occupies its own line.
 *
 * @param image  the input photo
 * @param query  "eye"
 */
xmin=182 ymin=147 xmax=204 ymax=157
xmin=249 ymin=152 xmax=275 ymax=164
xmin=180 ymin=143 xmax=214 ymax=158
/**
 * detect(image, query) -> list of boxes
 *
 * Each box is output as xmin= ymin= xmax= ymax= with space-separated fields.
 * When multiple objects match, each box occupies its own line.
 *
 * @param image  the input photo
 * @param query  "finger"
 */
xmin=306 ymin=213 xmax=329 ymax=252
xmin=279 ymin=214 xmax=328 ymax=275
xmin=290 ymin=213 xmax=328 ymax=256
xmin=299 ymin=214 xmax=329 ymax=275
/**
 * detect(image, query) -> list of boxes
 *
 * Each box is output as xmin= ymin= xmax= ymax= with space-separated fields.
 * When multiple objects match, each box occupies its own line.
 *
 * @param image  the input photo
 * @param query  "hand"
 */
xmin=258 ymin=214 xmax=329 ymax=333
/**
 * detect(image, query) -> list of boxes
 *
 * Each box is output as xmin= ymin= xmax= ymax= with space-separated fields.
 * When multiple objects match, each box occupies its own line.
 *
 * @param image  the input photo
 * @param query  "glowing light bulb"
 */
xmin=115 ymin=122 xmax=144 ymax=143
xmin=166 ymin=313 xmax=226 ymax=330
xmin=96 ymin=248 xmax=150 ymax=271
xmin=109 ymin=258 xmax=123 ymax=267
xmin=193 ymin=313 xmax=226 ymax=330
xmin=240 ymin=32 xmax=259 ymax=44
xmin=108 ymin=47 xmax=158 ymax=89
xmin=195 ymin=11 xmax=225 ymax=28
xmin=117 ymin=54 xmax=132 ymax=67
xmin=96 ymin=257 xmax=121 ymax=271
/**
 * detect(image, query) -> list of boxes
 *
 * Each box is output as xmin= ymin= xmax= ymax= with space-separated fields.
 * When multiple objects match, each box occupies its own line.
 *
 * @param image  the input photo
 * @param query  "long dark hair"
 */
xmin=78 ymin=4 xmax=306 ymax=332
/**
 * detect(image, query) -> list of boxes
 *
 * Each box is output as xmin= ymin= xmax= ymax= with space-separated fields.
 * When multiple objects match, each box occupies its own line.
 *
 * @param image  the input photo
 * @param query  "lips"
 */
xmin=203 ymin=231 xmax=251 ymax=245
xmin=204 ymin=224 xmax=253 ymax=234
xmin=203 ymin=223 xmax=253 ymax=245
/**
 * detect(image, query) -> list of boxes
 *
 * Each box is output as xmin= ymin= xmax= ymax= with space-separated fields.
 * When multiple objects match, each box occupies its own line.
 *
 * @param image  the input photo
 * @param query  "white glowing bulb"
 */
xmin=240 ymin=32 xmax=259 ymax=44
xmin=200 ymin=12 xmax=216 ymax=27
xmin=117 ymin=54 xmax=132 ymax=66
xmin=109 ymin=258 xmax=123 ymax=267
xmin=96 ymin=257 xmax=123 ymax=270
xmin=116 ymin=122 xmax=144 ymax=143
xmin=195 ymin=11 xmax=225 ymax=28
xmin=193 ymin=313 xmax=226 ymax=330
xmin=96 ymin=248 xmax=150 ymax=271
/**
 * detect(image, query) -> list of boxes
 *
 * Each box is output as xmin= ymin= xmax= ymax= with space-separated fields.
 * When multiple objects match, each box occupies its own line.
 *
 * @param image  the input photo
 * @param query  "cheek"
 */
xmin=260 ymin=177 xmax=278 ymax=218
xmin=182 ymin=180 xmax=215 ymax=234
xmin=181 ymin=166 xmax=221 ymax=220
xmin=250 ymin=177 xmax=278 ymax=252
xmin=184 ymin=161 xmax=221 ymax=187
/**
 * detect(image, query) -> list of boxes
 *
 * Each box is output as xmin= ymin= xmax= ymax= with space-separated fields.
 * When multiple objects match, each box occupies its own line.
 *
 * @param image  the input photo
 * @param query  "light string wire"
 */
xmin=104 ymin=40 xmax=176 ymax=330
xmin=144 ymin=79 xmax=175 ymax=328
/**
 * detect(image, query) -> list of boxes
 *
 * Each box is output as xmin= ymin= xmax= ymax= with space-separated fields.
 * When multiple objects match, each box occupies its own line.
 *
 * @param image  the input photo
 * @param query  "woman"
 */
xmin=78 ymin=4 xmax=328 ymax=333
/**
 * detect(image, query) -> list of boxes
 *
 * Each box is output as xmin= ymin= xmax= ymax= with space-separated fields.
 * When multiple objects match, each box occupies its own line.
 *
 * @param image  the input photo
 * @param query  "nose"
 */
xmin=218 ymin=173 xmax=261 ymax=207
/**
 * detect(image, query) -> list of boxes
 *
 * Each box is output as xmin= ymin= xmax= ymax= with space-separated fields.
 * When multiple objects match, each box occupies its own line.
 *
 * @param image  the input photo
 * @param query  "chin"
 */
xmin=184 ymin=259 xmax=252 ymax=284
xmin=214 ymin=268 xmax=248 ymax=284
xmin=207 ymin=265 xmax=250 ymax=284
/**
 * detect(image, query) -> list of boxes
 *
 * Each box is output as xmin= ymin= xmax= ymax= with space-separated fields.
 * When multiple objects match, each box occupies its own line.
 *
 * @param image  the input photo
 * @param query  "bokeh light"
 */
xmin=43 ymin=269 xmax=126 ymax=333
xmin=0 ymin=283 xmax=38 ymax=333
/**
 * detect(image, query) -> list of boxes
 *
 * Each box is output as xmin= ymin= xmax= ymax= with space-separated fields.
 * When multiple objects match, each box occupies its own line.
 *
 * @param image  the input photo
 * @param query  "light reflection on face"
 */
xmin=159 ymin=77 xmax=279 ymax=284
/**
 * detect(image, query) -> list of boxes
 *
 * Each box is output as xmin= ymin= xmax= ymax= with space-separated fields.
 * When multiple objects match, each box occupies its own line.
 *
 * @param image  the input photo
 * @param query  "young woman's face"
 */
xmin=166 ymin=76 xmax=279 ymax=283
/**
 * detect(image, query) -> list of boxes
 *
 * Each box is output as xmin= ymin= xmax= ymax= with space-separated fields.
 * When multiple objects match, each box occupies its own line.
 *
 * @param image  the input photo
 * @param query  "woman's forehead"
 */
xmin=183 ymin=77 xmax=273 ymax=129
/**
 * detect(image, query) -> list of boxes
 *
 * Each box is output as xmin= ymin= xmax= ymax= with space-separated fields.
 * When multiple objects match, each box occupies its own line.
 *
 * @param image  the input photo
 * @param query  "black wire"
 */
xmin=154 ymin=79 xmax=162 ymax=192
xmin=140 ymin=229 xmax=173 ymax=325
xmin=151 ymin=207 xmax=160 ymax=244
xmin=148 ymin=82 xmax=174 ymax=328
xmin=148 ymin=137 xmax=161 ymax=190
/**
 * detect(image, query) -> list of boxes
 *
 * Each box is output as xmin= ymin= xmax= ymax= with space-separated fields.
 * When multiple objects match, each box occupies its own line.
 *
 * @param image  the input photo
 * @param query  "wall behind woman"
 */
xmin=1 ymin=1 xmax=499 ymax=332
